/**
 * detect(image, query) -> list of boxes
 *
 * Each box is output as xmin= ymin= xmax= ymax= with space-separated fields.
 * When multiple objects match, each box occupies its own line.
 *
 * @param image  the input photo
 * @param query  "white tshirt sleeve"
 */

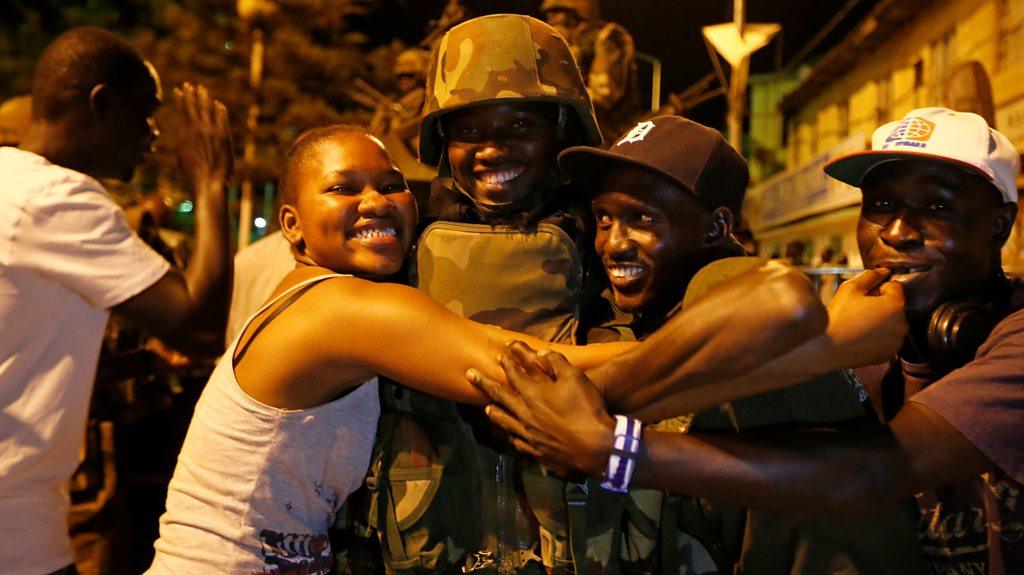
xmin=9 ymin=179 xmax=171 ymax=309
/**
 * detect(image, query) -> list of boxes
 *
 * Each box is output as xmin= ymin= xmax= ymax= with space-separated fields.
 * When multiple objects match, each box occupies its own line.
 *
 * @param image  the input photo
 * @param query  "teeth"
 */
xmin=609 ymin=266 xmax=644 ymax=279
xmin=891 ymin=266 xmax=928 ymax=274
xmin=480 ymin=168 xmax=524 ymax=185
xmin=354 ymin=227 xmax=396 ymax=240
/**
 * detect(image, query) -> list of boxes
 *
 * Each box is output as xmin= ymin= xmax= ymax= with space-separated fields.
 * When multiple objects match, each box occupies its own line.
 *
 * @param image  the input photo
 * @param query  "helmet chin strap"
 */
xmin=451 ymin=176 xmax=555 ymax=218
xmin=436 ymin=142 xmax=559 ymax=219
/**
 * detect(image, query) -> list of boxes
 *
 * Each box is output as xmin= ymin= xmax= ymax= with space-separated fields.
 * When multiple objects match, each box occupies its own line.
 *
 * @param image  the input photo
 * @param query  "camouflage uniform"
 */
xmin=541 ymin=0 xmax=644 ymax=141
xmin=370 ymin=48 xmax=434 ymax=184
xmin=334 ymin=14 xmax=679 ymax=575
xmin=370 ymin=49 xmax=431 ymax=147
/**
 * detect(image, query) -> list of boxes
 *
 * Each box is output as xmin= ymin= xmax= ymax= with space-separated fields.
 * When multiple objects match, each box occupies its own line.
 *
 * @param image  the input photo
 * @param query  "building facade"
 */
xmin=746 ymin=0 xmax=1024 ymax=270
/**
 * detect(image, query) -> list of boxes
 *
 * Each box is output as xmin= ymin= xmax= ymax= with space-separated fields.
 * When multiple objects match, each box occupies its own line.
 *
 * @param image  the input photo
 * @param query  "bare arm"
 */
xmin=627 ymin=402 xmax=992 ymax=513
xmin=287 ymin=276 xmax=631 ymax=405
xmin=114 ymin=83 xmax=233 ymax=357
xmin=613 ymin=268 xmax=908 ymax=421
xmin=472 ymin=346 xmax=993 ymax=514
xmin=592 ymin=260 xmax=831 ymax=418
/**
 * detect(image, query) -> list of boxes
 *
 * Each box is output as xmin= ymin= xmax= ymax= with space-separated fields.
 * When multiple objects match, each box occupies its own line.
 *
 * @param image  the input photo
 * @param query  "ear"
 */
xmin=992 ymin=202 xmax=1018 ymax=247
xmin=704 ymin=207 xmax=735 ymax=245
xmin=279 ymin=204 xmax=304 ymax=254
xmin=88 ymin=84 xmax=110 ymax=122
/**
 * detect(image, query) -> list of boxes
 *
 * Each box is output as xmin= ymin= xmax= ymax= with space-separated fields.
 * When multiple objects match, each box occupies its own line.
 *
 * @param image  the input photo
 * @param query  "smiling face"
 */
xmin=444 ymin=102 xmax=558 ymax=206
xmin=280 ymin=131 xmax=418 ymax=279
xmin=592 ymin=165 xmax=714 ymax=314
xmin=857 ymin=159 xmax=1015 ymax=316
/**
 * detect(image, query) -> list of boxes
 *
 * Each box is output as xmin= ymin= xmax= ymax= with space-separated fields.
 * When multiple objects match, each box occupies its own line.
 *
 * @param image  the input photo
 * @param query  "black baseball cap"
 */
xmin=558 ymin=115 xmax=749 ymax=211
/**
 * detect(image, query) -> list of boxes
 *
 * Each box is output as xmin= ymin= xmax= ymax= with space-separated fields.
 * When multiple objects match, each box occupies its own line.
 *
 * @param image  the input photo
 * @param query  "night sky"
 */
xmin=352 ymin=0 xmax=880 ymax=129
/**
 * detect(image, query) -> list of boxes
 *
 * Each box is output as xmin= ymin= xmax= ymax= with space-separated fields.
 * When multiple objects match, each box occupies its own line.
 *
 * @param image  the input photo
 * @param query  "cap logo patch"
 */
xmin=617 ymin=120 xmax=655 ymax=146
xmin=883 ymin=117 xmax=935 ymax=149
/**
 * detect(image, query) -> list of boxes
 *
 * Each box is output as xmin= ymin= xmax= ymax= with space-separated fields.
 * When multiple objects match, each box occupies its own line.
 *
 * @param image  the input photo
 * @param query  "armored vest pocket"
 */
xmin=389 ymin=465 xmax=444 ymax=531
xmin=380 ymin=462 xmax=478 ymax=574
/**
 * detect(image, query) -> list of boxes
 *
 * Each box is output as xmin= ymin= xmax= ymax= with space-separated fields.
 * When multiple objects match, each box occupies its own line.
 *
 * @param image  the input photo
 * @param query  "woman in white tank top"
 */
xmin=146 ymin=127 xmax=634 ymax=574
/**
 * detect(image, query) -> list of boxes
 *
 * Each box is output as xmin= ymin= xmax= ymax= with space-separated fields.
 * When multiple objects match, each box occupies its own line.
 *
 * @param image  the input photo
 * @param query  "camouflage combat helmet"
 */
xmin=418 ymin=13 xmax=602 ymax=165
xmin=394 ymin=48 xmax=430 ymax=78
xmin=540 ymin=0 xmax=600 ymax=21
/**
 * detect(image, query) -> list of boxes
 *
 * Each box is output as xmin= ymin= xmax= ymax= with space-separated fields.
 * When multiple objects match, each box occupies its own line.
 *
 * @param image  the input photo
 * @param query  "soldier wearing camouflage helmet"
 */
xmin=540 ymin=0 xmax=644 ymax=140
xmin=369 ymin=48 xmax=433 ymax=183
xmin=337 ymin=13 xmax=648 ymax=575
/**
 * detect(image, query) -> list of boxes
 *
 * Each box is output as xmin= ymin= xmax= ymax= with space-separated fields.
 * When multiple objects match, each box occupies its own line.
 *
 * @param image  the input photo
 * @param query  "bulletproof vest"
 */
xmin=370 ymin=220 xmax=588 ymax=574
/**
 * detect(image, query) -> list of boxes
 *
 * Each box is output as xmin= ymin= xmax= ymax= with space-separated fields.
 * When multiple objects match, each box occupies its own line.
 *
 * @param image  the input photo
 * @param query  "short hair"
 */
xmin=278 ymin=124 xmax=393 ymax=206
xmin=31 ymin=27 xmax=151 ymax=122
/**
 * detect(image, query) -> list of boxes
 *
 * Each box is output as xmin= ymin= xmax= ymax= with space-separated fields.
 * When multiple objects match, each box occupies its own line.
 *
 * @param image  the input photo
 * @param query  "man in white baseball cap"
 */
xmin=469 ymin=107 xmax=1024 ymax=575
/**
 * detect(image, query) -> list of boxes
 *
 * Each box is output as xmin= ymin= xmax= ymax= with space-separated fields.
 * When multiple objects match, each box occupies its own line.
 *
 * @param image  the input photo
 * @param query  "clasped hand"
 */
xmin=467 ymin=341 xmax=614 ymax=478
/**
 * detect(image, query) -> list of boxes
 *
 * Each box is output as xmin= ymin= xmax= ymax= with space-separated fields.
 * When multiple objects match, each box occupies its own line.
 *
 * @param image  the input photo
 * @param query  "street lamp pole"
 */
xmin=238 ymin=25 xmax=264 ymax=250
xmin=236 ymin=0 xmax=274 ymax=250
xmin=703 ymin=0 xmax=777 ymax=149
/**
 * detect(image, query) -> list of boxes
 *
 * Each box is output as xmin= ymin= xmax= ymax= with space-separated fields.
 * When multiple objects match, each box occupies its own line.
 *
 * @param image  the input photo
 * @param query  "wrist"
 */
xmin=193 ymin=177 xmax=227 ymax=194
xmin=584 ymin=412 xmax=616 ymax=477
xmin=599 ymin=415 xmax=643 ymax=493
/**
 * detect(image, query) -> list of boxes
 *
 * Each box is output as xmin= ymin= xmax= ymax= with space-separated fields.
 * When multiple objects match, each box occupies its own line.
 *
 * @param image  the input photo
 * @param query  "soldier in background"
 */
xmin=541 ymin=0 xmax=644 ymax=141
xmin=369 ymin=48 xmax=430 ymax=152
xmin=368 ymin=48 xmax=434 ymax=185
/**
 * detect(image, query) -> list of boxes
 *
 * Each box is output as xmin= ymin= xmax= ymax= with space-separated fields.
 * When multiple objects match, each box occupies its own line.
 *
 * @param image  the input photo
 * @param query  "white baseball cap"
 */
xmin=825 ymin=107 xmax=1020 ymax=204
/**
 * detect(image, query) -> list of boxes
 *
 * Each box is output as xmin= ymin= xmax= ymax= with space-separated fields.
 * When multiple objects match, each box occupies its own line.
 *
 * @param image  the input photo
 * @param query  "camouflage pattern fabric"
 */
xmin=370 ymin=221 xmax=585 ymax=574
xmin=579 ymin=21 xmax=644 ymax=140
xmin=418 ymin=14 xmax=601 ymax=166
xmin=415 ymin=222 xmax=583 ymax=340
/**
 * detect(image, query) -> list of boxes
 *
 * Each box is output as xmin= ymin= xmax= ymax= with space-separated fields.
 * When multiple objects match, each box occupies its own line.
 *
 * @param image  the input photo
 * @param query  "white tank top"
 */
xmin=147 ymin=274 xmax=380 ymax=575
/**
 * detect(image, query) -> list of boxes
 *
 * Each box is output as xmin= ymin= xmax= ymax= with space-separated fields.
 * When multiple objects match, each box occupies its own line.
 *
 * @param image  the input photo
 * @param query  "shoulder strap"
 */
xmin=232 ymin=275 xmax=337 ymax=368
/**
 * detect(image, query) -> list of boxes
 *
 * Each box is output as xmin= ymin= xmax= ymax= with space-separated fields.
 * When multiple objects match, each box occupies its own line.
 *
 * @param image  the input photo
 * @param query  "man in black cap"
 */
xmin=566 ymin=116 xmax=750 ymax=337
xmin=473 ymin=109 xmax=1024 ymax=574
xmin=554 ymin=116 xmax=922 ymax=574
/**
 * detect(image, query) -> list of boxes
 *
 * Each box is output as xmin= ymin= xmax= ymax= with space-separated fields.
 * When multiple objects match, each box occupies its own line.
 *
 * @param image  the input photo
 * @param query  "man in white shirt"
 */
xmin=0 ymin=27 xmax=233 ymax=575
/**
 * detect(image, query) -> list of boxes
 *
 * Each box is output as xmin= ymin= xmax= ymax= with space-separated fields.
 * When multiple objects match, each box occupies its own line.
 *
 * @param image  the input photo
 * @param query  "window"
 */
xmin=877 ymin=75 xmax=894 ymax=123
xmin=998 ymin=0 xmax=1024 ymax=72
xmin=930 ymin=28 xmax=957 ymax=102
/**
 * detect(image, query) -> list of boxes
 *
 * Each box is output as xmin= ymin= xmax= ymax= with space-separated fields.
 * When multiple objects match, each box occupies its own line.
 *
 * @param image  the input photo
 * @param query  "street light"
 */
xmin=702 ymin=0 xmax=780 ymax=148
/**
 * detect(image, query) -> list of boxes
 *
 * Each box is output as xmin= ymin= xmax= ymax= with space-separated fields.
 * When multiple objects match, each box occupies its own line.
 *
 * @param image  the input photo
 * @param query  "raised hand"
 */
xmin=468 ymin=341 xmax=615 ymax=477
xmin=173 ymin=82 xmax=233 ymax=187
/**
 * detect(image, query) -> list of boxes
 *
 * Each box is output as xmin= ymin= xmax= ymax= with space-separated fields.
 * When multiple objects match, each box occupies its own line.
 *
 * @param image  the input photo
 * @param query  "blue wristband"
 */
xmin=600 ymin=415 xmax=642 ymax=493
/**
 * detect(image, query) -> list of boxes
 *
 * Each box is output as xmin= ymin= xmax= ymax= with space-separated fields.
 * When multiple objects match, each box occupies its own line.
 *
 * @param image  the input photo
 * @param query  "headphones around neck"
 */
xmin=925 ymin=277 xmax=1013 ymax=371
xmin=926 ymin=301 xmax=996 ymax=371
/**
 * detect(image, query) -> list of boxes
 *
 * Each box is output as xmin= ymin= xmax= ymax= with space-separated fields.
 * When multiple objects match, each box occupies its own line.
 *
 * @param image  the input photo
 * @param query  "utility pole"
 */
xmin=236 ymin=0 xmax=274 ymax=249
xmin=238 ymin=26 xmax=264 ymax=249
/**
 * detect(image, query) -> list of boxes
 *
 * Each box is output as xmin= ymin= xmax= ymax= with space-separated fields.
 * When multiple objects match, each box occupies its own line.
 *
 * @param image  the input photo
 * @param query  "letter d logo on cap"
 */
xmin=617 ymin=121 xmax=656 ymax=146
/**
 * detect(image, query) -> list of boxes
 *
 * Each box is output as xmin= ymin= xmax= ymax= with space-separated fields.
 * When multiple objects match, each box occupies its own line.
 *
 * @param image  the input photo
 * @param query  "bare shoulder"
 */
xmin=287 ymin=275 xmax=438 ymax=334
